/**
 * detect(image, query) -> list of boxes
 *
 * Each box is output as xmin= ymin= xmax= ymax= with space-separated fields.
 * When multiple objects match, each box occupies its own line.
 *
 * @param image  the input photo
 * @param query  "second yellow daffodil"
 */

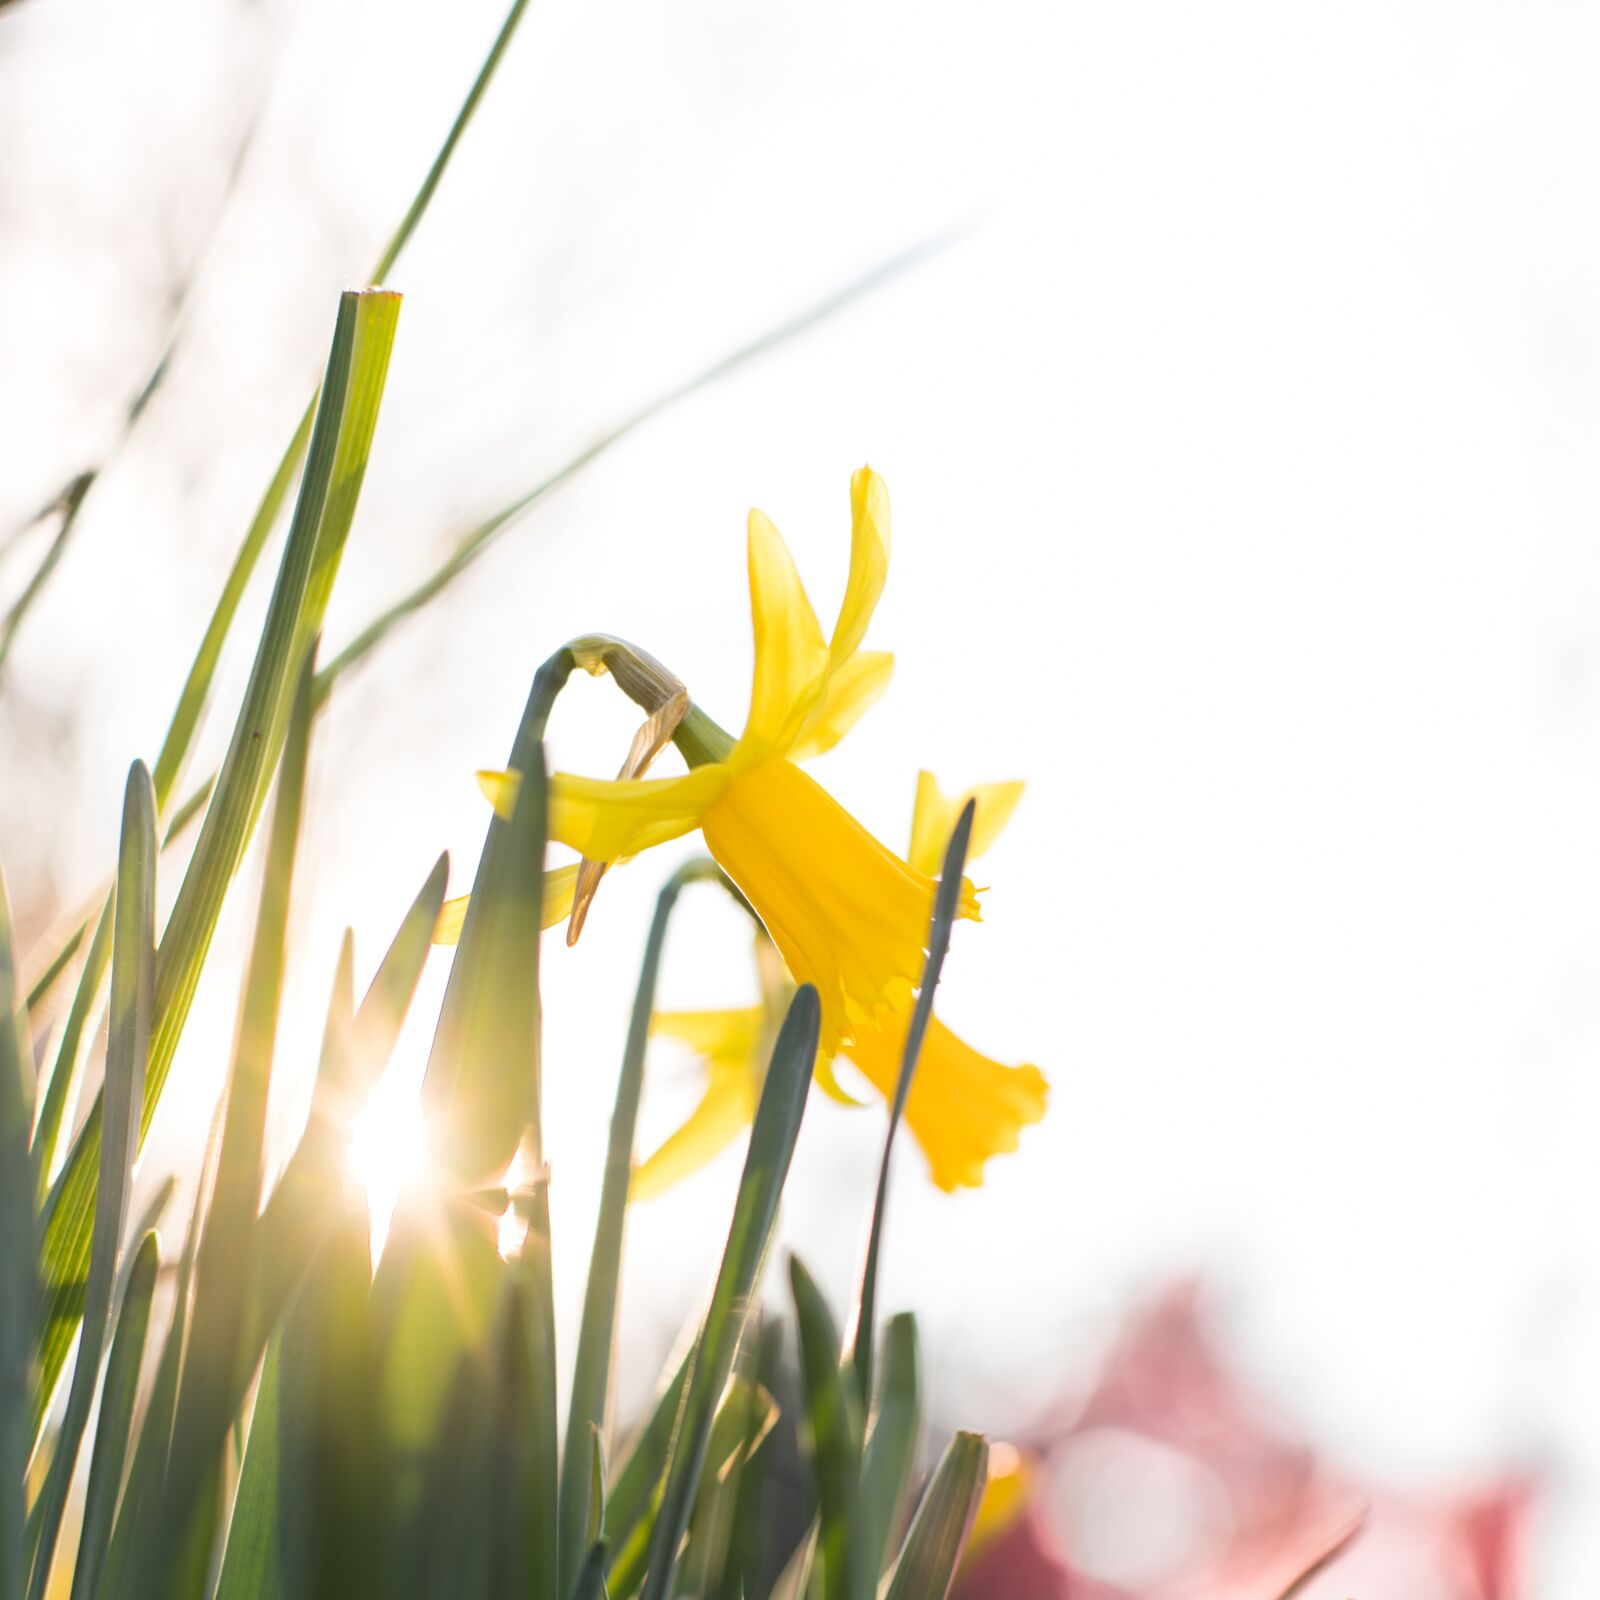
xmin=638 ymin=771 xmax=1048 ymax=1195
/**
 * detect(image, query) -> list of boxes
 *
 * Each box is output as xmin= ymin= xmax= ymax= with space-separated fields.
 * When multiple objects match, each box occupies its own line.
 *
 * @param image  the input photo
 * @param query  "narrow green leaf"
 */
xmin=34 ymin=288 xmax=399 ymax=1448
xmin=789 ymin=1258 xmax=867 ymax=1600
xmin=567 ymin=1542 xmax=610 ymax=1600
xmin=606 ymin=1375 xmax=773 ymax=1600
xmin=881 ymin=1433 xmax=988 ymax=1600
xmin=211 ymin=1338 xmax=284 ymax=1600
xmin=858 ymin=1314 xmax=920 ymax=1582
xmin=768 ymin=1529 xmax=816 ymax=1600
xmin=69 ymin=1230 xmax=159 ymax=1600
xmin=28 ymin=897 xmax=112 ymax=1207
xmin=586 ymin=1425 xmax=607 ymax=1546
xmin=421 ymin=708 xmax=549 ymax=1184
xmin=22 ymin=920 xmax=84 ymax=1019
xmin=139 ymin=649 xmax=318 ymax=1595
xmin=98 ymin=1099 xmax=224 ymax=1600
xmin=484 ymin=1278 xmax=542 ymax=1600
xmin=713 ymin=1318 xmax=785 ymax=1600
xmin=848 ymin=802 xmax=975 ymax=1408
xmin=677 ymin=1333 xmax=774 ymax=1598
xmin=0 ymin=856 xmax=36 ymax=1600
xmin=409 ymin=1344 xmax=493 ymax=1600
xmin=417 ymin=650 xmax=557 ymax=1594
xmin=274 ymin=1216 xmax=385 ymax=1600
xmin=601 ymin=1352 xmax=690 ymax=1584
xmin=501 ymin=1196 xmax=558 ymax=1600
xmin=26 ymin=764 xmax=156 ymax=1600
xmin=637 ymin=985 xmax=820 ymax=1600
xmin=560 ymin=858 xmax=721 ymax=1593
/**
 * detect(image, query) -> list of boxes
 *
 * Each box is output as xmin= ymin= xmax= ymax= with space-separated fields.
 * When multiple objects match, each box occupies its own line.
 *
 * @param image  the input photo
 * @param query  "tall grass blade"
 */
xmin=211 ymin=1339 xmax=284 ymax=1600
xmin=23 ymin=921 xmax=84 ymax=1019
xmin=418 ymin=657 xmax=557 ymax=1591
xmin=508 ymin=1196 xmax=566 ymax=1600
xmin=274 ymin=1216 xmax=385 ymax=1600
xmin=98 ymin=1100 xmax=224 ymax=1599
xmin=567 ymin=1541 xmax=610 ymax=1600
xmin=881 ymin=1433 xmax=988 ymax=1600
xmin=559 ymin=858 xmax=719 ymax=1593
xmin=0 ymin=857 xmax=36 ymax=1600
xmin=139 ymin=650 xmax=317 ymax=1594
xmin=26 ymin=763 xmax=156 ymax=1600
xmin=858 ymin=1313 xmax=920 ymax=1582
xmin=713 ymin=1318 xmax=785 ymax=1600
xmin=33 ymin=288 xmax=399 ymax=1443
xmin=68 ymin=1230 xmax=158 ymax=1600
xmin=788 ymin=1257 xmax=866 ymax=1600
xmin=607 ymin=1376 xmax=774 ymax=1600
xmin=848 ymin=802 xmax=975 ymax=1408
xmin=27 ymin=900 xmax=112 ymax=1204
xmin=598 ymin=1353 xmax=690 ymax=1584
xmin=422 ymin=715 xmax=550 ymax=1185
xmin=637 ymin=984 xmax=820 ymax=1600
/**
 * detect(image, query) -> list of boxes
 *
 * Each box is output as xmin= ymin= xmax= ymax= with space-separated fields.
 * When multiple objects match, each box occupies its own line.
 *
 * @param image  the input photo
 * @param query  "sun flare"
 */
xmin=346 ymin=1079 xmax=430 ymax=1266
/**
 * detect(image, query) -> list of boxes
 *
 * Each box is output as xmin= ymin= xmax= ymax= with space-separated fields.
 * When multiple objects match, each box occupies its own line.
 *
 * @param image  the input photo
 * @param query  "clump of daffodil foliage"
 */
xmin=1 ymin=10 xmax=1046 ymax=1600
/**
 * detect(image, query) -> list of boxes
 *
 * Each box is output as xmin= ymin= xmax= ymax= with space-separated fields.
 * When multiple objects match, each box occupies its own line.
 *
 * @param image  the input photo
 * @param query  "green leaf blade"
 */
xmin=637 ymin=983 xmax=819 ymax=1600
xmin=882 ymin=1432 xmax=988 ymax=1600
xmin=69 ymin=1230 xmax=160 ymax=1600
xmin=0 ymin=856 xmax=36 ymax=1600
xmin=26 ymin=763 xmax=156 ymax=1600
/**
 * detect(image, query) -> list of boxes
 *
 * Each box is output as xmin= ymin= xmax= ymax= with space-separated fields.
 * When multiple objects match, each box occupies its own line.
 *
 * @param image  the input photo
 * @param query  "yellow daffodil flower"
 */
xmin=482 ymin=467 xmax=978 ymax=1056
xmin=634 ymin=771 xmax=1048 ymax=1195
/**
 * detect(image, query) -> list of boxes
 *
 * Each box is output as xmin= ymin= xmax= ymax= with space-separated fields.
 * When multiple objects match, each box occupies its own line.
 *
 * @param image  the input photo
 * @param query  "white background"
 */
xmin=3 ymin=0 xmax=1597 ymax=1590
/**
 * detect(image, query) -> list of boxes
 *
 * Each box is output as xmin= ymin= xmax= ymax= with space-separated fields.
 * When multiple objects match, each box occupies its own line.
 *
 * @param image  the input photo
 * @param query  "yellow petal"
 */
xmin=543 ymin=766 xmax=730 ymax=863
xmin=477 ymin=767 xmax=521 ymax=819
xmin=651 ymin=1005 xmax=765 ymax=1074
xmin=907 ymin=772 xmax=1026 ymax=878
xmin=630 ymin=1063 xmax=758 ymax=1201
xmin=433 ymin=863 xmax=581 ymax=945
xmin=789 ymin=650 xmax=894 ymax=762
xmin=844 ymin=1013 xmax=1046 ymax=1192
xmin=828 ymin=466 xmax=891 ymax=669
xmin=736 ymin=508 xmax=829 ymax=766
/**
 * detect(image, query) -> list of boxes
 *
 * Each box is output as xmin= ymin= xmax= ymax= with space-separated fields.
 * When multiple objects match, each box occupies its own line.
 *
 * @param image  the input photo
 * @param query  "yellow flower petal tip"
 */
xmin=843 ymin=1014 xmax=1047 ymax=1192
xmin=477 ymin=767 xmax=520 ymax=818
xmin=908 ymin=771 xmax=1026 ymax=879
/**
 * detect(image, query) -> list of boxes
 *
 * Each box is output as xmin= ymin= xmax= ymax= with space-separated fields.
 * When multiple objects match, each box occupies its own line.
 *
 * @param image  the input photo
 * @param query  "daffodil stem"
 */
xmin=559 ymin=854 xmax=724 ymax=1595
xmin=674 ymin=705 xmax=736 ymax=768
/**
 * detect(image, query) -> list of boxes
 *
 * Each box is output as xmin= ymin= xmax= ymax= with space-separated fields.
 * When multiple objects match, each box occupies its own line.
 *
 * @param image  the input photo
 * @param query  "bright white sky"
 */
xmin=4 ymin=0 xmax=1600 ymax=1590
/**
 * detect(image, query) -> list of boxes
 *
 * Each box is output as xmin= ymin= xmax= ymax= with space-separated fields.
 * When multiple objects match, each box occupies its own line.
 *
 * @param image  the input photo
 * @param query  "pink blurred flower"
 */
xmin=955 ymin=1284 xmax=1532 ymax=1600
